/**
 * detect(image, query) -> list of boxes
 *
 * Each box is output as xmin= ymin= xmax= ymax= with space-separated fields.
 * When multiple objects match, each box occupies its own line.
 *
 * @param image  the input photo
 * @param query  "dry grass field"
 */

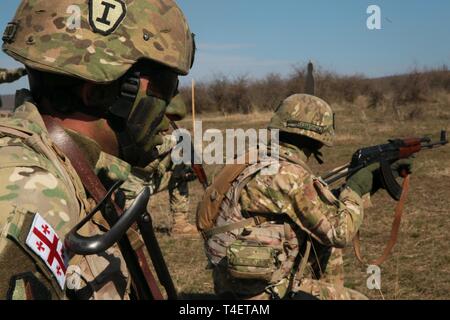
xmin=150 ymin=91 xmax=450 ymax=300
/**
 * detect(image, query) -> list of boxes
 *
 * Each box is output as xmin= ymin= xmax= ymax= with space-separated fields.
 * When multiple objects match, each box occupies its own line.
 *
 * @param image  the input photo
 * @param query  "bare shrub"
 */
xmin=368 ymin=89 xmax=385 ymax=109
xmin=228 ymin=75 xmax=252 ymax=114
xmin=406 ymin=105 xmax=425 ymax=120
xmin=392 ymin=70 xmax=430 ymax=106
xmin=251 ymin=73 xmax=287 ymax=111
xmin=177 ymin=65 xmax=449 ymax=116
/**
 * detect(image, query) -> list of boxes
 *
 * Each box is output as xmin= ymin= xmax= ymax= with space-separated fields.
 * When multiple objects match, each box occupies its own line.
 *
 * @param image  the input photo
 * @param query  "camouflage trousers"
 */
xmin=169 ymin=178 xmax=189 ymax=216
xmin=291 ymin=246 xmax=366 ymax=300
xmin=290 ymin=278 xmax=368 ymax=300
xmin=152 ymin=164 xmax=190 ymax=231
xmin=213 ymin=246 xmax=368 ymax=300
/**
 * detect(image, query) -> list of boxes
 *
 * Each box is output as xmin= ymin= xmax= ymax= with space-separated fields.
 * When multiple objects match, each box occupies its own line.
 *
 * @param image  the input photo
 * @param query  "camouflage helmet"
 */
xmin=2 ymin=0 xmax=195 ymax=83
xmin=268 ymin=94 xmax=335 ymax=146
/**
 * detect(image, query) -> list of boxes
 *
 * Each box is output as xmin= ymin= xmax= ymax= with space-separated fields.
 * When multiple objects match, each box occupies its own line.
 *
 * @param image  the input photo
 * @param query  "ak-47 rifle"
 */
xmin=322 ymin=130 xmax=448 ymax=200
xmin=321 ymin=130 xmax=448 ymax=265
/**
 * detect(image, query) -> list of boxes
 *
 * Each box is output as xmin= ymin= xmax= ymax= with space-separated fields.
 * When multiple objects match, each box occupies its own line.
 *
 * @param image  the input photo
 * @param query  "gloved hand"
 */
xmin=18 ymin=68 xmax=27 ymax=77
xmin=175 ymin=165 xmax=197 ymax=182
xmin=346 ymin=163 xmax=379 ymax=197
xmin=391 ymin=158 xmax=413 ymax=177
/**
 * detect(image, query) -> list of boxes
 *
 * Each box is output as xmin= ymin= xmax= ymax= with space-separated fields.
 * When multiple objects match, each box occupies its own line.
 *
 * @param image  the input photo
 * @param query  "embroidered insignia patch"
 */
xmin=25 ymin=214 xmax=67 ymax=290
xmin=89 ymin=0 xmax=127 ymax=36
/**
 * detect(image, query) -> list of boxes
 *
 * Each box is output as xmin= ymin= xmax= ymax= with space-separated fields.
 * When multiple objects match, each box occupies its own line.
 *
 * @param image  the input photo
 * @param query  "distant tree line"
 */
xmin=179 ymin=65 xmax=450 ymax=115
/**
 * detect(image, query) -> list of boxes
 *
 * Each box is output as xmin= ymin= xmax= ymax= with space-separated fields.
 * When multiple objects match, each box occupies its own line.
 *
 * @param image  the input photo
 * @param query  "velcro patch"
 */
xmin=25 ymin=214 xmax=67 ymax=290
xmin=89 ymin=0 xmax=127 ymax=35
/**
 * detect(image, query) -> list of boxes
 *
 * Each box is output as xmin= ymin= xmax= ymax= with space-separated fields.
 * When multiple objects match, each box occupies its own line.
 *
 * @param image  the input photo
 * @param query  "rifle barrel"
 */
xmin=322 ymin=165 xmax=362 ymax=185
xmin=321 ymin=163 xmax=350 ymax=180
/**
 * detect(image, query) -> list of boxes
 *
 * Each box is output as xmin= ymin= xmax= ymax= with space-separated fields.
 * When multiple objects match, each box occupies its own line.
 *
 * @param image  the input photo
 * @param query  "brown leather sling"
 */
xmin=353 ymin=175 xmax=411 ymax=266
xmin=42 ymin=115 xmax=164 ymax=300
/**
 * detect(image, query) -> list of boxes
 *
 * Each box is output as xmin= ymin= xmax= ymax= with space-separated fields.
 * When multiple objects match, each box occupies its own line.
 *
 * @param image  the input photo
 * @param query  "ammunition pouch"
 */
xmin=226 ymin=240 xmax=280 ymax=282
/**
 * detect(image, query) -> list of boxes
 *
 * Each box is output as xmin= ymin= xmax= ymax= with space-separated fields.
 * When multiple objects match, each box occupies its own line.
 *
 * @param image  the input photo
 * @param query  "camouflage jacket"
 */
xmin=146 ymin=134 xmax=179 ymax=191
xmin=0 ymin=102 xmax=143 ymax=300
xmin=239 ymin=143 xmax=363 ymax=248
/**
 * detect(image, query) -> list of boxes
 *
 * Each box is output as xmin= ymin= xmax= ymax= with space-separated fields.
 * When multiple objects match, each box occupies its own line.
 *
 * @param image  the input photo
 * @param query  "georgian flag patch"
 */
xmin=25 ymin=214 xmax=67 ymax=289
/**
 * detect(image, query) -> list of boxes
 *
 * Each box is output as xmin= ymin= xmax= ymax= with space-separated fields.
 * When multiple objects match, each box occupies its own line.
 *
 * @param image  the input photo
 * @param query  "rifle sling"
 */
xmin=353 ymin=174 xmax=410 ymax=266
xmin=42 ymin=115 xmax=164 ymax=300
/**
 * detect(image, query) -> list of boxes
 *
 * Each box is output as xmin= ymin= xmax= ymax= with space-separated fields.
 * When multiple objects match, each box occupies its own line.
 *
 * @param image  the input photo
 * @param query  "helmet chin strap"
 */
xmin=108 ymin=71 xmax=140 ymax=123
xmin=313 ymin=150 xmax=324 ymax=165
xmin=302 ymin=146 xmax=324 ymax=165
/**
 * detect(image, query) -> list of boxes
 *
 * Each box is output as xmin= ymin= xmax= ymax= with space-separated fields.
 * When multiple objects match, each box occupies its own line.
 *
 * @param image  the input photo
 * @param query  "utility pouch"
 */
xmin=226 ymin=240 xmax=278 ymax=282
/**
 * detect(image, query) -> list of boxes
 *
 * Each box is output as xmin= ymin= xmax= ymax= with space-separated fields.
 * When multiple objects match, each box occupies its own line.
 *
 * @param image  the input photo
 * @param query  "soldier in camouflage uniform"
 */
xmin=146 ymin=131 xmax=197 ymax=236
xmin=0 ymin=67 xmax=27 ymax=108
xmin=0 ymin=0 xmax=195 ymax=300
xmin=0 ymin=68 xmax=26 ymax=84
xmin=146 ymin=95 xmax=197 ymax=236
xmin=197 ymin=94 xmax=410 ymax=300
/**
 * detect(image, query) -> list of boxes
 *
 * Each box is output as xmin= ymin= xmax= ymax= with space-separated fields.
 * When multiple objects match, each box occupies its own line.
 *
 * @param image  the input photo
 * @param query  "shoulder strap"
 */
xmin=41 ymin=115 xmax=164 ymax=300
xmin=353 ymin=175 xmax=410 ymax=266
xmin=42 ymin=115 xmax=110 ymax=207
xmin=197 ymin=156 xmax=279 ymax=237
xmin=196 ymin=163 xmax=247 ymax=234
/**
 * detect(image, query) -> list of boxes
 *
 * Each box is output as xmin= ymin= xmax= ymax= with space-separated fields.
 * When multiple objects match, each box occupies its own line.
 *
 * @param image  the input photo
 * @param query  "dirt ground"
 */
xmin=150 ymin=95 xmax=450 ymax=300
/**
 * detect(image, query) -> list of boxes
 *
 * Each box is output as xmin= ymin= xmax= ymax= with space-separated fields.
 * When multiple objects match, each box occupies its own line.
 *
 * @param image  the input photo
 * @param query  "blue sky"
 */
xmin=1 ymin=0 xmax=449 ymax=94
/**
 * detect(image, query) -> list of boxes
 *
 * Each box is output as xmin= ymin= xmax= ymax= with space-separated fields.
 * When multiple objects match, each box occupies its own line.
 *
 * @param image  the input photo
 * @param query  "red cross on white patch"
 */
xmin=26 ymin=214 xmax=67 ymax=289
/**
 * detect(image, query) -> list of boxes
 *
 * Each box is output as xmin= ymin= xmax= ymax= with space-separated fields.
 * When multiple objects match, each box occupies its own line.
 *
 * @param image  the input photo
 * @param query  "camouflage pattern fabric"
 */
xmin=144 ymin=134 xmax=191 ymax=231
xmin=112 ymin=133 xmax=190 ymax=232
xmin=205 ymin=142 xmax=366 ymax=300
xmin=0 ymin=102 xmax=135 ymax=300
xmin=3 ymin=0 xmax=195 ymax=82
xmin=155 ymin=135 xmax=189 ymax=212
xmin=268 ymin=94 xmax=335 ymax=146
xmin=95 ymin=151 xmax=131 ymax=184
xmin=213 ymin=257 xmax=368 ymax=300
xmin=0 ymin=68 xmax=26 ymax=84
xmin=120 ymin=170 xmax=156 ymax=210
xmin=291 ymin=278 xmax=368 ymax=300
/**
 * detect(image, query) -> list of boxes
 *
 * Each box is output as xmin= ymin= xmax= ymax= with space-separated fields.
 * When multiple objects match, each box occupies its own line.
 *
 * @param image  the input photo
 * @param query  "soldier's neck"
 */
xmin=40 ymin=101 xmax=119 ymax=157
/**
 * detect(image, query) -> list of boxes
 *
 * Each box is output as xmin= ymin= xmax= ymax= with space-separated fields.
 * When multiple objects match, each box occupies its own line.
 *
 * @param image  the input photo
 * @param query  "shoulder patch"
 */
xmin=25 ymin=214 xmax=67 ymax=290
xmin=89 ymin=0 xmax=127 ymax=36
